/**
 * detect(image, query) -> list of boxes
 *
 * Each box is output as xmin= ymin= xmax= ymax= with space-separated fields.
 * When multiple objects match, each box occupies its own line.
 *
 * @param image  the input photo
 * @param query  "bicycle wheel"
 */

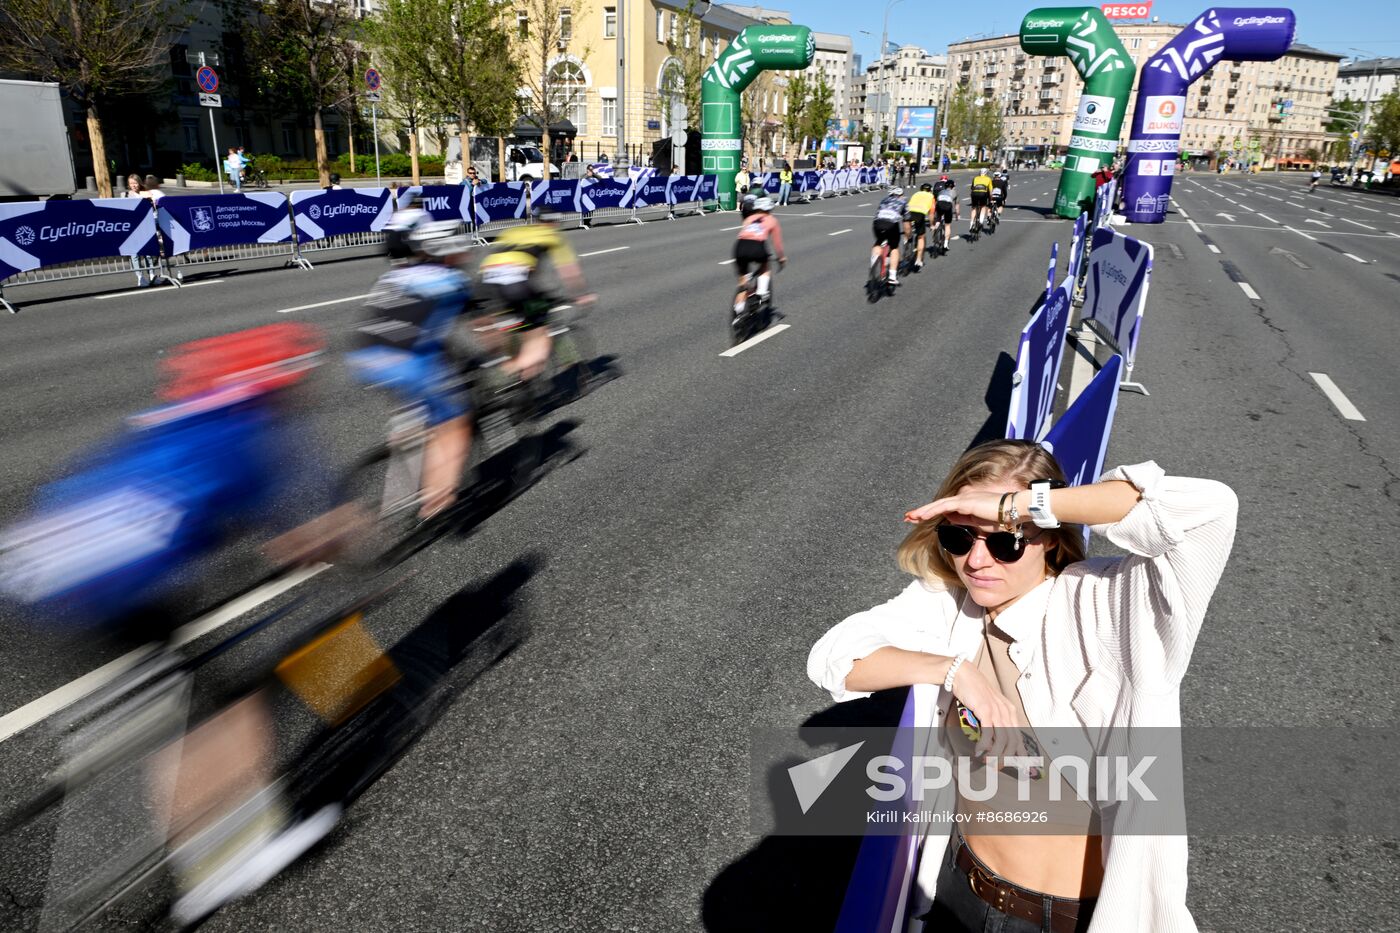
xmin=546 ymin=320 xmax=596 ymax=402
xmin=335 ymin=441 xmax=427 ymax=567
xmin=866 ymin=251 xmax=884 ymax=303
xmin=467 ymin=371 xmax=543 ymax=506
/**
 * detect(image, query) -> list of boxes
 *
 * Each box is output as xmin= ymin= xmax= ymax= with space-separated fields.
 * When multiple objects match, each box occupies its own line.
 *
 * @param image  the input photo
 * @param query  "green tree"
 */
xmin=801 ymin=70 xmax=835 ymax=153
xmin=975 ymin=97 xmax=1004 ymax=157
xmin=662 ymin=1 xmax=709 ymax=135
xmin=515 ymin=0 xmax=593 ymax=175
xmin=0 ymin=0 xmax=188 ymax=197
xmin=782 ymin=73 xmax=809 ymax=161
xmin=1366 ymin=89 xmax=1400 ymax=157
xmin=946 ymin=83 xmax=977 ymax=153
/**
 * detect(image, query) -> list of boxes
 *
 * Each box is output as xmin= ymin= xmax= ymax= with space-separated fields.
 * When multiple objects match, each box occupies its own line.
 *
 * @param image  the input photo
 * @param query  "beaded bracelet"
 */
xmin=943 ymin=653 xmax=968 ymax=692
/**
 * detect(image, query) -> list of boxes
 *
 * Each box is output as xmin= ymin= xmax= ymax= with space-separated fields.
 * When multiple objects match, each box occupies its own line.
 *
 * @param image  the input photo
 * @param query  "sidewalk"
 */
xmin=75 ymin=176 xmax=448 ymax=199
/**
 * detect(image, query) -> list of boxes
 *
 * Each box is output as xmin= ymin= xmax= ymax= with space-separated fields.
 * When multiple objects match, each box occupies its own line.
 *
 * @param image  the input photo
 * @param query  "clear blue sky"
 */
xmin=774 ymin=1 xmax=1400 ymax=65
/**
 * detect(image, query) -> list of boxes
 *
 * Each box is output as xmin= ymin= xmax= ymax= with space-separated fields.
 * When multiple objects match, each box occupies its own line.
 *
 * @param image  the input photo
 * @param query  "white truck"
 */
xmin=443 ymin=137 xmax=558 ymax=184
xmin=0 ymin=79 xmax=77 ymax=200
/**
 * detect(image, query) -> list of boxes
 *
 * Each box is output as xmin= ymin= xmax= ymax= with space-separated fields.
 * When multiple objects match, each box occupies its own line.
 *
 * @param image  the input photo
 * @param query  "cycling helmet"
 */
xmin=160 ymin=323 xmax=325 ymax=400
xmin=889 ymin=187 xmax=904 ymax=196
xmin=939 ymin=174 xmax=950 ymax=182
xmin=753 ymin=196 xmax=775 ymax=211
xmin=407 ymin=219 xmax=471 ymax=258
xmin=920 ymin=183 xmax=932 ymax=191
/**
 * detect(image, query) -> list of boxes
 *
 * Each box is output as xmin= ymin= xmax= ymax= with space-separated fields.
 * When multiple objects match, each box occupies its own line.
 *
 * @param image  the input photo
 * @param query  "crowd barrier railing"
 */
xmin=0 ymin=198 xmax=167 ymax=313
xmin=158 ymin=191 xmax=305 ymax=276
xmin=1078 ymin=226 xmax=1153 ymax=395
xmin=288 ymin=187 xmax=396 ymax=268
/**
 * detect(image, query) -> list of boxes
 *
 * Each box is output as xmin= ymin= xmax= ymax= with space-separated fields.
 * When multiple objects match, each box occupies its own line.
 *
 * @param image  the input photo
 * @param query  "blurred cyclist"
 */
xmin=905 ymin=183 xmax=935 ymax=272
xmin=732 ymin=195 xmax=786 ymax=314
xmin=871 ymin=187 xmax=908 ymax=287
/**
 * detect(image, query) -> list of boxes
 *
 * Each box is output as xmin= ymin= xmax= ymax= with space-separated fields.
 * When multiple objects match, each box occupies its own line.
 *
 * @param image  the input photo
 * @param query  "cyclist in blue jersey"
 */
xmin=871 ymin=187 xmax=910 ymax=288
xmin=348 ymin=219 xmax=477 ymax=520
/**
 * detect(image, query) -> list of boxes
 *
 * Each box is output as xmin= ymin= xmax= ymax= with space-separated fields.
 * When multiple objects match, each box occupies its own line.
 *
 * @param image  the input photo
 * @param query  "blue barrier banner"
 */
xmin=472 ymin=183 xmax=529 ymax=224
xmin=1006 ymin=279 xmax=1072 ymax=442
xmin=581 ymin=178 xmax=630 ymax=211
xmin=1042 ymin=354 xmax=1123 ymax=546
xmin=798 ymin=171 xmax=821 ymax=193
xmin=530 ymin=179 xmax=582 ymax=214
xmin=587 ymin=162 xmax=614 ymax=179
xmin=1082 ymin=227 xmax=1153 ymax=368
xmin=158 ymin=192 xmax=292 ymax=255
xmin=627 ymin=174 xmax=672 ymax=208
xmin=696 ymin=174 xmax=718 ymax=201
xmin=1066 ymin=212 xmax=1088 ymax=285
xmin=0 ymin=198 xmax=158 ymax=281
xmin=669 ymin=175 xmax=700 ymax=203
xmin=394 ymin=185 xmax=474 ymax=223
xmin=289 ymin=187 xmax=394 ymax=242
xmin=832 ymin=685 xmax=937 ymax=933
xmin=1045 ymin=241 xmax=1058 ymax=304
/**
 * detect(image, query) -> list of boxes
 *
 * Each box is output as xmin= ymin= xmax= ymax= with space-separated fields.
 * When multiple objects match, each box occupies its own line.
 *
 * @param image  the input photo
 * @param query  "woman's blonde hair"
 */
xmin=897 ymin=439 xmax=1086 ymax=589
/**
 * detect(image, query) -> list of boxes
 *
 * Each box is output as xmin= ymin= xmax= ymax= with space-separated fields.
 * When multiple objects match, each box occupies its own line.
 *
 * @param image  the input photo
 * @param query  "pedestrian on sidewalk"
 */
xmin=778 ymin=163 xmax=793 ymax=206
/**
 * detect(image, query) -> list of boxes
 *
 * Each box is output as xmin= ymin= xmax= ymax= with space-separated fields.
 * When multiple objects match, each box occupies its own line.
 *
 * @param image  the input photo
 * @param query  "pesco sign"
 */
xmin=1101 ymin=2 xmax=1151 ymax=18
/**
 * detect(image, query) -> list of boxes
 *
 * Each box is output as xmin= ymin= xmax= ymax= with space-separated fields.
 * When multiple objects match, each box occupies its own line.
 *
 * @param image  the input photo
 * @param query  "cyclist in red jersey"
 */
xmin=732 ymin=196 xmax=786 ymax=314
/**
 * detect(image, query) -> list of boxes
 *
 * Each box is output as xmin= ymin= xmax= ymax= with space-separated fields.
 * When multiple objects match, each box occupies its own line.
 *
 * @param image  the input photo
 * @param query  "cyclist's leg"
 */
xmin=417 ymin=356 xmax=473 ymax=518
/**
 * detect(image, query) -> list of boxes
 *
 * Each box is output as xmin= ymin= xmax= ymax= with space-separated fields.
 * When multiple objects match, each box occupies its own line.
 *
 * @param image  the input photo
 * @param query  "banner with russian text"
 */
xmin=1006 ymin=279 xmax=1073 ymax=441
xmin=289 ymin=187 xmax=394 ymax=241
xmin=0 ymin=198 xmax=158 ymax=282
xmin=158 ymin=192 xmax=293 ymax=255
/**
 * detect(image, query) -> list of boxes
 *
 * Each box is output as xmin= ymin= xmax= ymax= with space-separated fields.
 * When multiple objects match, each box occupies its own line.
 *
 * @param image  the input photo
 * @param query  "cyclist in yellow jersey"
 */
xmin=969 ymin=171 xmax=994 ymax=233
xmin=905 ymin=183 xmax=935 ymax=271
xmin=476 ymin=208 xmax=595 ymax=379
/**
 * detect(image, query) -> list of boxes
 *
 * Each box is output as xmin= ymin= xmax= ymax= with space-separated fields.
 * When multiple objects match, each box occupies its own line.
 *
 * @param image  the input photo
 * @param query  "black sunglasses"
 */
xmin=936 ymin=523 xmax=1038 ymax=563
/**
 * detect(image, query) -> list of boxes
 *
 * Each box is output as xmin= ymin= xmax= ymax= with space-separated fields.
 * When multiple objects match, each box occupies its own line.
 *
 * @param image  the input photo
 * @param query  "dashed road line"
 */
xmin=1238 ymin=282 xmax=1261 ymax=300
xmin=275 ymin=292 xmax=372 ymax=314
xmin=719 ymin=323 xmax=790 ymax=357
xmin=1309 ymin=373 xmax=1366 ymax=421
xmin=1256 ymin=212 xmax=1278 ymax=224
xmin=828 ymin=228 xmax=852 ymax=236
xmin=1284 ymin=225 xmax=1317 ymax=241
xmin=717 ymin=258 xmax=736 ymax=265
xmin=1340 ymin=218 xmax=1375 ymax=230
xmin=1207 ymin=244 xmax=1221 ymax=253
xmin=1344 ymin=253 xmax=1369 ymax=264
xmin=578 ymin=246 xmax=630 ymax=258
xmin=96 ymin=280 xmax=224 ymax=300
xmin=1186 ymin=219 xmax=1203 ymax=233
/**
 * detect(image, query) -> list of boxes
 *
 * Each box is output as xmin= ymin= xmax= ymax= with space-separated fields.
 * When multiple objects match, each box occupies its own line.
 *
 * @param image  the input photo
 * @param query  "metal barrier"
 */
xmin=292 ymin=229 xmax=389 ymax=267
xmin=0 ymin=253 xmax=179 ymax=312
xmin=166 ymin=240 xmax=308 ymax=279
xmin=582 ymin=206 xmax=643 ymax=228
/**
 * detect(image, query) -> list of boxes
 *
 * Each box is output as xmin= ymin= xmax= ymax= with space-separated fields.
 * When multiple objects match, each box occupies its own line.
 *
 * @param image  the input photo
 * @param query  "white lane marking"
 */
xmin=1257 ymin=212 xmax=1278 ymax=224
xmin=857 ymin=202 xmax=872 ymax=207
xmin=828 ymin=228 xmax=852 ymax=236
xmin=1238 ymin=282 xmax=1261 ymax=300
xmin=578 ymin=246 xmax=629 ymax=258
xmin=1354 ymin=205 xmax=1381 ymax=213
xmin=1340 ymin=217 xmax=1374 ymax=230
xmin=276 ymin=292 xmax=372 ymax=314
xmin=807 ymin=211 xmax=824 ymax=215
xmin=1178 ymin=208 xmax=1190 ymax=218
xmin=1029 ymin=198 xmax=1038 ymax=202
xmin=1240 ymin=205 xmax=1255 ymax=212
xmin=717 ymin=258 xmax=736 ymax=265
xmin=1187 ymin=219 xmax=1203 ymax=233
xmin=1309 ymin=372 xmax=1366 ymax=421
xmin=1344 ymin=253 xmax=1369 ymax=264
xmin=1285 ymin=225 xmax=1317 ymax=241
xmin=1390 ymin=232 xmax=1400 ymax=239
xmin=1208 ymin=244 xmax=1221 ymax=253
xmin=95 ymin=280 xmax=224 ymax=300
xmin=720 ymin=323 xmax=790 ymax=357
xmin=0 ymin=564 xmax=327 ymax=744
xmin=722 ymin=225 xmax=742 ymax=231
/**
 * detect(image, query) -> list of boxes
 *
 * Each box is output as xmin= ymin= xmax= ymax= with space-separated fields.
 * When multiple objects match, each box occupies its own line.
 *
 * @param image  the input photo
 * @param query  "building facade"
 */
xmin=947 ymin=25 xmax=1342 ymax=168
xmin=1334 ymin=57 xmax=1400 ymax=104
xmin=860 ymin=45 xmax=948 ymax=147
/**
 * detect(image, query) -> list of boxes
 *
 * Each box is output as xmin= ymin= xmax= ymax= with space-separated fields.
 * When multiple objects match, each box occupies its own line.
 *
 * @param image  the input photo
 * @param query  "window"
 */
xmin=669 ymin=12 xmax=677 ymax=43
xmin=560 ymin=8 xmax=571 ymax=43
xmin=656 ymin=9 xmax=663 ymax=41
xmin=549 ymin=60 xmax=588 ymax=133
xmin=517 ymin=12 xmax=528 ymax=39
xmin=603 ymin=7 xmax=615 ymax=38
xmin=182 ymin=118 xmax=200 ymax=153
xmin=602 ymin=96 xmax=617 ymax=137
xmin=701 ymin=33 xmax=708 ymax=56
xmin=280 ymin=122 xmax=297 ymax=154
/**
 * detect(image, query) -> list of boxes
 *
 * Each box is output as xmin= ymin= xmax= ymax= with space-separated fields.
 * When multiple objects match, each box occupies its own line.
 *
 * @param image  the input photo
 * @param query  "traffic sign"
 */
xmin=199 ymin=92 xmax=222 ymax=108
xmin=365 ymin=68 xmax=382 ymax=92
xmin=670 ymin=129 xmax=687 ymax=147
xmin=365 ymin=91 xmax=381 ymax=103
xmin=196 ymin=66 xmax=219 ymax=94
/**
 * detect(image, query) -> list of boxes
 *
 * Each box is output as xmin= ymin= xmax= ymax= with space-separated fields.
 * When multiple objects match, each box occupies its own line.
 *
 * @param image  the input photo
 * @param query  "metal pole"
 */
xmin=372 ymin=105 xmax=382 ymax=185
xmin=616 ymin=0 xmax=626 ymax=166
xmin=209 ymin=108 xmax=224 ymax=194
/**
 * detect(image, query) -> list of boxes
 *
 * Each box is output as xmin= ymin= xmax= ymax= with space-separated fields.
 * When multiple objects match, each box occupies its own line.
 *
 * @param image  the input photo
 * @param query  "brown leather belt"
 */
xmin=954 ymin=838 xmax=1092 ymax=933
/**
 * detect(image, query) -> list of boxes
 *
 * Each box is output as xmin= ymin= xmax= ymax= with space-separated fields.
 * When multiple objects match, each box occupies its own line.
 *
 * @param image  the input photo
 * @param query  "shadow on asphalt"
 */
xmin=966 ymin=351 xmax=1017 ymax=451
xmin=701 ymin=689 xmax=909 ymax=933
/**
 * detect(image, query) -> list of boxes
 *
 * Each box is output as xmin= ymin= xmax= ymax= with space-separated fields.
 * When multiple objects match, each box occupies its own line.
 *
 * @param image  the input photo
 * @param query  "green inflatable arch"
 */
xmin=1020 ymin=8 xmax=1134 ymax=219
xmin=701 ymin=25 xmax=815 ymax=210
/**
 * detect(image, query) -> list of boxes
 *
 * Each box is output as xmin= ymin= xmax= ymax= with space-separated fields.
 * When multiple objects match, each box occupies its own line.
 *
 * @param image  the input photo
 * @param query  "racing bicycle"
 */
xmin=867 ymin=241 xmax=895 ymax=303
xmin=898 ymin=225 xmax=919 ymax=277
xmin=731 ymin=263 xmax=780 ymax=344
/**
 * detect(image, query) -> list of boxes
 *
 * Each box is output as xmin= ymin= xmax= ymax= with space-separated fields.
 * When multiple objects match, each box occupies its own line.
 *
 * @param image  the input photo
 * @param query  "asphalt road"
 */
xmin=0 ymin=170 xmax=1397 ymax=931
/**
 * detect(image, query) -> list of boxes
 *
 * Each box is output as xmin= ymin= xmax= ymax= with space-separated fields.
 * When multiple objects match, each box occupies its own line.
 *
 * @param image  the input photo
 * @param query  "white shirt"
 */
xmin=807 ymin=462 xmax=1238 ymax=933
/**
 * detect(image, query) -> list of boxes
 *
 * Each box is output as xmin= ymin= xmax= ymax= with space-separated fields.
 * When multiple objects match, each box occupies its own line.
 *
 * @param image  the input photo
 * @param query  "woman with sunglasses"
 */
xmin=808 ymin=439 xmax=1237 ymax=933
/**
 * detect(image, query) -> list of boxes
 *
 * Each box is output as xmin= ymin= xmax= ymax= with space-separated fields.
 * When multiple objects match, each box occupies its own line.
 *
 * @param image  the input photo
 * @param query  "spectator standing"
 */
xmin=224 ymin=147 xmax=243 ymax=192
xmin=123 ymin=174 xmax=155 ymax=288
xmin=325 ymin=173 xmax=344 ymax=190
xmin=778 ymin=163 xmax=793 ymax=206
xmin=734 ymin=165 xmax=751 ymax=207
xmin=139 ymin=176 xmax=167 ymax=287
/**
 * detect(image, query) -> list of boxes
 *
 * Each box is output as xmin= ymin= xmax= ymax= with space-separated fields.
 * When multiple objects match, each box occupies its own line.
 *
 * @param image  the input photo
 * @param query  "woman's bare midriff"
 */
xmin=965 ymin=833 xmax=1105 ymax=899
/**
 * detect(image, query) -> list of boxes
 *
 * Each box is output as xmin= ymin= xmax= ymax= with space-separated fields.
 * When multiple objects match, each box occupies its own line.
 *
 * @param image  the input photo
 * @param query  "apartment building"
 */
xmin=861 ymin=45 xmax=949 ymax=144
xmin=947 ymin=26 xmax=1341 ymax=167
xmin=1335 ymin=57 xmax=1400 ymax=105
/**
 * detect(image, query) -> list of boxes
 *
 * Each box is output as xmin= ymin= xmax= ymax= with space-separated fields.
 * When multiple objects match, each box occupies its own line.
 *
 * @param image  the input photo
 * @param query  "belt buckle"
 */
xmin=967 ymin=861 xmax=1015 ymax=915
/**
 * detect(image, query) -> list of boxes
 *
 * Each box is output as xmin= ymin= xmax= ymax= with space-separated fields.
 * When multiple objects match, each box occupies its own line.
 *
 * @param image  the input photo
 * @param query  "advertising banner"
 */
xmin=669 ymin=175 xmax=701 ymax=203
xmin=696 ymin=174 xmax=719 ymax=201
xmin=894 ymin=107 xmax=939 ymax=139
xmin=1042 ymin=354 xmax=1123 ymax=546
xmin=472 ymin=183 xmax=529 ymax=224
xmin=1007 ymin=279 xmax=1073 ymax=441
xmin=1122 ymin=8 xmax=1295 ymax=223
xmin=1045 ymin=241 xmax=1059 ymax=304
xmin=627 ymin=173 xmax=673 ymax=208
xmin=289 ymin=187 xmax=394 ymax=241
xmin=581 ymin=178 xmax=631 ymax=212
xmin=530 ymin=179 xmax=583 ymax=215
xmin=158 ymin=192 xmax=293 ymax=255
xmin=1081 ymin=227 xmax=1153 ymax=367
xmin=0 ymin=198 xmax=157 ymax=282
xmin=394 ymin=185 xmax=473 ymax=223
xmin=1066 ymin=211 xmax=1089 ymax=284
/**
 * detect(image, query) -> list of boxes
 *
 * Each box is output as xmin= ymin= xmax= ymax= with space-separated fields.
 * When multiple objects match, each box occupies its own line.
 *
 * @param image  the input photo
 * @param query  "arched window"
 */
xmin=658 ymin=58 xmax=685 ymax=134
xmin=549 ymin=59 xmax=589 ymax=133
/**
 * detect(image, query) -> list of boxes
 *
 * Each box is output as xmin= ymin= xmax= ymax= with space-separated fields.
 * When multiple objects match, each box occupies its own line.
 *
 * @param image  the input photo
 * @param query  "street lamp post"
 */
xmin=877 ymin=0 xmax=905 ymax=155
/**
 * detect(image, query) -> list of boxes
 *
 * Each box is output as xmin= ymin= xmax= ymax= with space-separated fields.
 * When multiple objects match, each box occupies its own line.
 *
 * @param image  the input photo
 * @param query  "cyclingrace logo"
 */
xmin=13 ymin=226 xmax=36 ymax=247
xmin=307 ymin=204 xmax=322 ymax=221
xmin=1149 ymin=9 xmax=1225 ymax=80
xmin=1066 ymin=11 xmax=1129 ymax=78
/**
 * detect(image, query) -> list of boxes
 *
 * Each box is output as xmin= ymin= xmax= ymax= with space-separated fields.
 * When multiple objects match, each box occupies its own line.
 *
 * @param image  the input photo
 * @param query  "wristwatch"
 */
xmin=1028 ymin=479 xmax=1065 ymax=529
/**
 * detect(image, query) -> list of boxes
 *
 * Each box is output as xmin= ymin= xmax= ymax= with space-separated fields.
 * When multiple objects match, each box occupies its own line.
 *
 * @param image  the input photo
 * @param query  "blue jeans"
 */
xmin=923 ymin=837 xmax=1094 ymax=933
xmin=778 ymin=181 xmax=792 ymax=205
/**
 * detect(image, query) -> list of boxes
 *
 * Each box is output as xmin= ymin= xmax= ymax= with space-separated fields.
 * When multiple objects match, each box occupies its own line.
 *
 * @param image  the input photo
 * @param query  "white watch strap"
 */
xmin=1029 ymin=482 xmax=1061 ymax=529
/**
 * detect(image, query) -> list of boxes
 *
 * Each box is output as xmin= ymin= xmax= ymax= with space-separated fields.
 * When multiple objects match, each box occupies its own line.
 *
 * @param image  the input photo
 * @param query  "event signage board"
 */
xmin=627 ymin=174 xmax=673 ymax=208
xmin=1122 ymin=8 xmax=1295 ymax=222
xmin=1067 ymin=211 xmax=1089 ymax=284
xmin=0 ymin=198 xmax=158 ymax=282
xmin=1007 ymin=279 xmax=1073 ymax=441
xmin=289 ymin=187 xmax=393 ymax=241
xmin=1081 ymin=227 xmax=1153 ymax=368
xmin=1101 ymin=2 xmax=1152 ymax=17
xmin=472 ymin=183 xmax=529 ymax=224
xmin=695 ymin=174 xmax=719 ymax=201
xmin=530 ymin=179 xmax=583 ymax=215
xmin=1042 ymin=353 xmax=1123 ymax=547
xmin=668 ymin=174 xmax=700 ymax=203
xmin=157 ymin=192 xmax=292 ymax=255
xmin=580 ymin=178 xmax=631 ymax=212
xmin=894 ymin=107 xmax=938 ymax=139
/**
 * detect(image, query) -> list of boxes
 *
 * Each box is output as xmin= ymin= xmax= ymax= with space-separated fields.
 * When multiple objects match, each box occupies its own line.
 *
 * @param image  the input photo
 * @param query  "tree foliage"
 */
xmin=974 ymin=95 xmax=1004 ymax=153
xmin=1366 ymin=89 xmax=1400 ymax=157
xmin=515 ymin=0 xmax=593 ymax=173
xmin=945 ymin=83 xmax=977 ymax=149
xmin=0 ymin=0 xmax=188 ymax=196
xmin=661 ymin=1 xmax=708 ymax=133
xmin=781 ymin=73 xmax=808 ymax=158
xmin=801 ymin=70 xmax=835 ymax=150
